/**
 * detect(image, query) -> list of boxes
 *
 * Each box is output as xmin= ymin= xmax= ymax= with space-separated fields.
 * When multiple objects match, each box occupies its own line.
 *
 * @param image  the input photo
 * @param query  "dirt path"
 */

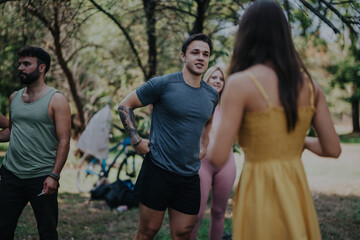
xmin=303 ymin=143 xmax=360 ymax=196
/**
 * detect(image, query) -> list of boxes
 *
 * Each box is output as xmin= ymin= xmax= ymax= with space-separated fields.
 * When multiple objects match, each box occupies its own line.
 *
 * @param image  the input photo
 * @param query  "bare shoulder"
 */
xmin=226 ymin=70 xmax=257 ymax=96
xmin=227 ymin=71 xmax=253 ymax=89
xmin=310 ymin=80 xmax=326 ymax=104
xmin=52 ymin=92 xmax=69 ymax=103
xmin=311 ymin=80 xmax=322 ymax=94
xmin=302 ymin=73 xmax=322 ymax=97
xmin=50 ymin=92 xmax=70 ymax=111
xmin=9 ymin=91 xmax=17 ymax=102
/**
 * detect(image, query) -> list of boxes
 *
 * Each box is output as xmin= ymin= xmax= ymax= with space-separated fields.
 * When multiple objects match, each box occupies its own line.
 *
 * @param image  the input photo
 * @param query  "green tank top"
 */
xmin=3 ymin=87 xmax=58 ymax=179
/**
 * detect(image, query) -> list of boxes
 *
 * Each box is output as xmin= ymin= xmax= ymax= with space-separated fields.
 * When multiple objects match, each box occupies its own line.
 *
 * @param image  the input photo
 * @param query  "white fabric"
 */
xmin=77 ymin=105 xmax=112 ymax=160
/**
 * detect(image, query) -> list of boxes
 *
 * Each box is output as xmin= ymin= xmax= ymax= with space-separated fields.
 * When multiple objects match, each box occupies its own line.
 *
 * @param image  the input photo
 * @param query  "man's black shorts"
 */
xmin=134 ymin=154 xmax=200 ymax=215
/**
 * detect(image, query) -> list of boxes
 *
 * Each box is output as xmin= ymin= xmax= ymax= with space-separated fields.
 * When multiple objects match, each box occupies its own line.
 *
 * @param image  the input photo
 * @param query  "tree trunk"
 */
xmin=190 ymin=0 xmax=211 ymax=35
xmin=24 ymin=1 xmax=86 ymax=134
xmin=53 ymin=26 xmax=85 ymax=133
xmin=351 ymin=98 xmax=360 ymax=132
xmin=143 ymin=0 xmax=157 ymax=81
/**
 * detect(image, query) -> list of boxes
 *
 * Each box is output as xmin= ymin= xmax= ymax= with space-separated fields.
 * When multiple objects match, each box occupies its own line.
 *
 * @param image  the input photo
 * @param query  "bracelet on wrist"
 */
xmin=133 ymin=139 xmax=142 ymax=147
xmin=49 ymin=172 xmax=60 ymax=181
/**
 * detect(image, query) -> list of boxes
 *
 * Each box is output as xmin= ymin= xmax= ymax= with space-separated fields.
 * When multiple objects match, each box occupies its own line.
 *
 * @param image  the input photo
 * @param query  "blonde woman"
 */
xmin=190 ymin=66 xmax=236 ymax=240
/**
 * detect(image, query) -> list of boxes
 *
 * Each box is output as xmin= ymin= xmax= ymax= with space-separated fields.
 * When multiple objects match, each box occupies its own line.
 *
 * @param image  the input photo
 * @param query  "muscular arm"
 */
xmin=304 ymin=84 xmax=341 ymax=158
xmin=118 ymin=90 xmax=150 ymax=154
xmin=0 ymin=128 xmax=10 ymax=142
xmin=199 ymin=114 xmax=213 ymax=160
xmin=0 ymin=113 xmax=10 ymax=142
xmin=0 ymin=113 xmax=9 ymax=129
xmin=43 ymin=93 xmax=71 ymax=195
xmin=0 ymin=93 xmax=15 ymax=142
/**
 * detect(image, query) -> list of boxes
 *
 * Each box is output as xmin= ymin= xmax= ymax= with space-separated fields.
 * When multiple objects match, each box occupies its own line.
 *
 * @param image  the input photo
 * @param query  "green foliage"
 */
xmin=327 ymin=56 xmax=360 ymax=102
xmin=339 ymin=132 xmax=360 ymax=144
xmin=307 ymin=127 xmax=317 ymax=137
xmin=312 ymin=37 xmax=327 ymax=51
xmin=1 ymin=0 xmax=359 ymax=134
xmin=233 ymin=142 xmax=242 ymax=155
xmin=293 ymin=10 xmax=312 ymax=36
xmin=0 ymin=4 xmax=43 ymax=114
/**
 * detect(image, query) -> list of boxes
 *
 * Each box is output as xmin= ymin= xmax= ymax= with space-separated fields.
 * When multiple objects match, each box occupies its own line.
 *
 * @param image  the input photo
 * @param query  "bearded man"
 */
xmin=0 ymin=46 xmax=71 ymax=240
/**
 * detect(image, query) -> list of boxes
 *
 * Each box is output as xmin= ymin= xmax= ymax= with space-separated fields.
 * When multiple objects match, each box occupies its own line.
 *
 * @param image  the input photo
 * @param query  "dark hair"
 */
xmin=18 ymin=46 xmax=51 ymax=74
xmin=228 ymin=0 xmax=312 ymax=132
xmin=181 ymin=33 xmax=213 ymax=54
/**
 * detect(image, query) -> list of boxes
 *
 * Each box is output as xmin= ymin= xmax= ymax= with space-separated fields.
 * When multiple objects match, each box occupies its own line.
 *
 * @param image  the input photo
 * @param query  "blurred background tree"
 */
xmin=0 ymin=0 xmax=359 ymax=138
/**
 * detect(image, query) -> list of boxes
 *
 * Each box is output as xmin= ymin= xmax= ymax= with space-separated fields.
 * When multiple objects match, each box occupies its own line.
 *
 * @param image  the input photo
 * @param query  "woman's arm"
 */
xmin=208 ymin=73 xmax=247 ymax=168
xmin=304 ymin=83 xmax=341 ymax=158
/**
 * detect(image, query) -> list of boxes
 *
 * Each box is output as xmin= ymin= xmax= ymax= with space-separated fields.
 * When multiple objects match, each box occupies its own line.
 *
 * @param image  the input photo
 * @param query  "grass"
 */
xmin=14 ymin=192 xmax=231 ymax=239
xmin=3 ymin=127 xmax=360 ymax=239
xmin=315 ymin=194 xmax=360 ymax=240
xmin=339 ymin=132 xmax=360 ymax=143
xmin=12 ymin=191 xmax=360 ymax=239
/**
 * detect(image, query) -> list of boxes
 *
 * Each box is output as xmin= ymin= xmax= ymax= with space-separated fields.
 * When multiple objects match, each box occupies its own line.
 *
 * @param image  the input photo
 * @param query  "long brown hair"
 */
xmin=228 ymin=0 xmax=312 ymax=131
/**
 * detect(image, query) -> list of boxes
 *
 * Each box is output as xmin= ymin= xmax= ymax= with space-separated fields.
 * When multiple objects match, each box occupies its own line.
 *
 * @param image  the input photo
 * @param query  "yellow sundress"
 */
xmin=233 ymin=71 xmax=322 ymax=240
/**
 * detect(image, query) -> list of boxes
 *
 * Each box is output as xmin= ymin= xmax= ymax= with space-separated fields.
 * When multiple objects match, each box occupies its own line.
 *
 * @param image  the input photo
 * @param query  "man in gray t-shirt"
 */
xmin=118 ymin=33 xmax=218 ymax=240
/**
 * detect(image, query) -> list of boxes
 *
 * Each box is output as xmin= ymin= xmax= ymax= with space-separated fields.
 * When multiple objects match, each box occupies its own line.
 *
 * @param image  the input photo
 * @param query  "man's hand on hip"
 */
xmin=135 ymin=139 xmax=150 ymax=155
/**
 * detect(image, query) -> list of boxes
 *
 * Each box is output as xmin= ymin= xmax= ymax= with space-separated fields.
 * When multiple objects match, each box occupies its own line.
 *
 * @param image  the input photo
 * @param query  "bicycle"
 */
xmin=76 ymin=129 xmax=144 ymax=193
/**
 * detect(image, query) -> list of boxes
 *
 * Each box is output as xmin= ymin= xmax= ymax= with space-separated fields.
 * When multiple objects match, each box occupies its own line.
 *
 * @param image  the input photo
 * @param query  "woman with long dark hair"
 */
xmin=208 ymin=1 xmax=341 ymax=239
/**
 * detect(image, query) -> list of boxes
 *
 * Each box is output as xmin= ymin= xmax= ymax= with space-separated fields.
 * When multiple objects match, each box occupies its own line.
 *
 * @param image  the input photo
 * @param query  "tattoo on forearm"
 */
xmin=118 ymin=106 xmax=141 ymax=145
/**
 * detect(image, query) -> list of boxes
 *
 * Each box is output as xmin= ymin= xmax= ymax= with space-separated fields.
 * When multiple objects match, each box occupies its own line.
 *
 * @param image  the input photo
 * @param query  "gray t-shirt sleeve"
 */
xmin=136 ymin=77 xmax=164 ymax=106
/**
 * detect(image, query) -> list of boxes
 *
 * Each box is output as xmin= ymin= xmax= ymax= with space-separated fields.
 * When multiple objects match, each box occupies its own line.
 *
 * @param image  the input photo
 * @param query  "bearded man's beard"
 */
xmin=19 ymin=67 xmax=40 ymax=85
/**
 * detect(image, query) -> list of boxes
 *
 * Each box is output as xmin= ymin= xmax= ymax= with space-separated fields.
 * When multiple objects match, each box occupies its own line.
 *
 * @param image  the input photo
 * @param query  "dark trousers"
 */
xmin=0 ymin=166 xmax=58 ymax=240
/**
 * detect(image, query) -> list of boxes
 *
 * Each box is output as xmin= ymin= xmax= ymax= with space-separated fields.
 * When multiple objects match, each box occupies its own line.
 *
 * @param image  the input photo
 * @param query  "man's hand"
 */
xmin=134 ymin=139 xmax=150 ymax=155
xmin=42 ymin=177 xmax=58 ymax=195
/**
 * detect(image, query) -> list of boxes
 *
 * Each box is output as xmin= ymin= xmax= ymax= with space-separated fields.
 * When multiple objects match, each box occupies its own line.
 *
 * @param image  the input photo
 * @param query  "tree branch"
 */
xmin=65 ymin=43 xmax=99 ymax=63
xmin=319 ymin=0 xmax=358 ymax=36
xmin=89 ymin=0 xmax=147 ymax=80
xmin=157 ymin=4 xmax=197 ymax=17
xmin=298 ymin=0 xmax=340 ymax=34
xmin=26 ymin=2 xmax=54 ymax=34
xmin=0 ymin=0 xmax=20 ymax=3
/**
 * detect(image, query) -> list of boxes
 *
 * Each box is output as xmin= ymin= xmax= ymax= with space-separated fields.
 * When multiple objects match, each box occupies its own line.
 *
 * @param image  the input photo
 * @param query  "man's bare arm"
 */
xmin=43 ymin=93 xmax=71 ymax=195
xmin=199 ymin=114 xmax=214 ymax=160
xmin=0 ymin=113 xmax=9 ymax=129
xmin=118 ymin=106 xmax=142 ymax=146
xmin=0 ymin=113 xmax=10 ymax=142
xmin=0 ymin=93 xmax=15 ymax=142
xmin=118 ymin=90 xmax=150 ymax=155
xmin=0 ymin=129 xmax=10 ymax=142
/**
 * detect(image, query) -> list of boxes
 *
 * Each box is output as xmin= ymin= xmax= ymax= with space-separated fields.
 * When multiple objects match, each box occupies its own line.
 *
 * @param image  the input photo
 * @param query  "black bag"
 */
xmin=91 ymin=179 xmax=138 ymax=209
xmin=90 ymin=183 xmax=111 ymax=200
xmin=91 ymin=179 xmax=139 ymax=209
xmin=105 ymin=179 xmax=138 ymax=209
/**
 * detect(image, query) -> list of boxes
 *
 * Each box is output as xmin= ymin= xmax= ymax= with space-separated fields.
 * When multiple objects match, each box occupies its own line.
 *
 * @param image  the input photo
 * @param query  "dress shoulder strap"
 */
xmin=245 ymin=71 xmax=273 ymax=107
xmin=307 ymin=79 xmax=315 ymax=108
